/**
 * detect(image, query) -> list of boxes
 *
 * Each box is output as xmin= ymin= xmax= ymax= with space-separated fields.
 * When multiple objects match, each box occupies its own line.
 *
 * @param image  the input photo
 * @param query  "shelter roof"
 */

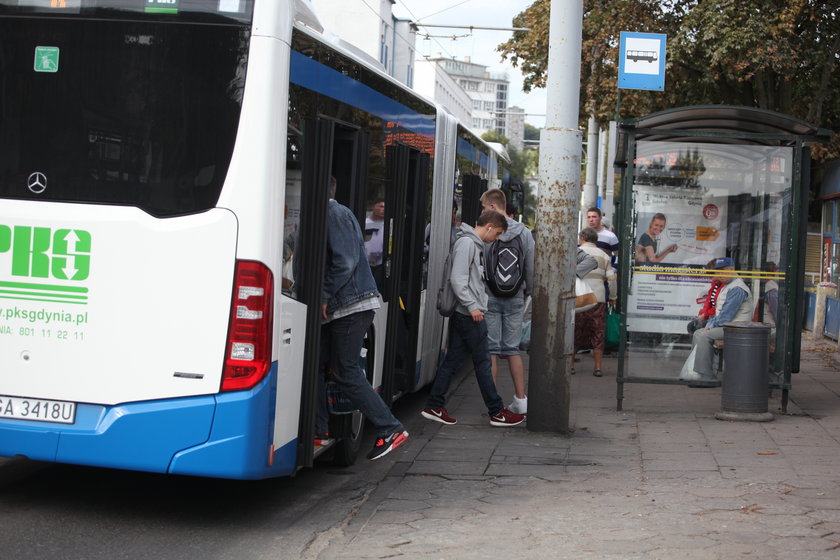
xmin=615 ymin=105 xmax=834 ymax=167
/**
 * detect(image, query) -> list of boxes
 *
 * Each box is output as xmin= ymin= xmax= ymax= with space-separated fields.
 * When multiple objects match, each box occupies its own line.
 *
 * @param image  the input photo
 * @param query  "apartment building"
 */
xmin=427 ymin=56 xmax=510 ymax=137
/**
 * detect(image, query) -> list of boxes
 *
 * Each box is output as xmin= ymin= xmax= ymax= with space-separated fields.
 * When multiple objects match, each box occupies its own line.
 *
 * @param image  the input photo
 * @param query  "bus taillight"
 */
xmin=222 ymin=260 xmax=274 ymax=391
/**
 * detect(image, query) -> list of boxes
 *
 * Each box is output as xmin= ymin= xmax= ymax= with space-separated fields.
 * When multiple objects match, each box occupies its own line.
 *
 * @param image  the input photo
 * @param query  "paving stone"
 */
xmin=808 ymin=509 xmax=840 ymax=523
xmin=406 ymin=460 xmax=487 ymax=476
xmin=646 ymin=547 xmax=722 ymax=560
xmin=642 ymin=451 xmax=721 ymax=471
xmin=374 ymin=498 xmax=430 ymax=512
xmin=484 ymin=463 xmax=570 ymax=479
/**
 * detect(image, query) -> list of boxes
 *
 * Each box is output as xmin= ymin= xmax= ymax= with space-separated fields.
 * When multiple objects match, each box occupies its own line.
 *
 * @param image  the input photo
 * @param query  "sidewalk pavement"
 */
xmin=317 ymin=337 xmax=840 ymax=560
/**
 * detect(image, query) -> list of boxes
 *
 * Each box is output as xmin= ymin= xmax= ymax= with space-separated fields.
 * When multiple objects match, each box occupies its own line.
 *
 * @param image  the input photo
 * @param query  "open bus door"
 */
xmin=294 ymin=118 xmax=331 ymax=469
xmin=381 ymin=144 xmax=430 ymax=404
xmin=295 ymin=118 xmax=372 ymax=468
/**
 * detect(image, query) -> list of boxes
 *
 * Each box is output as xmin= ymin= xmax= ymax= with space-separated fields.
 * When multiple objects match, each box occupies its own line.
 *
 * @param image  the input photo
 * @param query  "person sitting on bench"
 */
xmin=682 ymin=257 xmax=752 ymax=381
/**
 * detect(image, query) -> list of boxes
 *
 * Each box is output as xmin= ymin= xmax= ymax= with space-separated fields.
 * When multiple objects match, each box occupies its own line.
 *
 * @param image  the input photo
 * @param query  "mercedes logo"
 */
xmin=27 ymin=172 xmax=47 ymax=194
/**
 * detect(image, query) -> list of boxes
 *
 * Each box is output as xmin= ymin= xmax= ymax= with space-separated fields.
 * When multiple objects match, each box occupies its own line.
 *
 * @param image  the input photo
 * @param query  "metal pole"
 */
xmin=604 ymin=121 xmax=618 ymax=216
xmin=597 ymin=123 xmax=608 ymax=210
xmin=583 ymin=114 xmax=599 ymax=213
xmin=528 ymin=0 xmax=583 ymax=433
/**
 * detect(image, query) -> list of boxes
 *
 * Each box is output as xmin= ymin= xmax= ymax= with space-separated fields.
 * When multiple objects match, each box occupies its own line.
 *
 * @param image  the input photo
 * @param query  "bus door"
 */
xmin=294 ymin=118 xmax=332 ymax=469
xmin=294 ymin=118 xmax=372 ymax=468
xmin=381 ymin=144 xmax=430 ymax=404
xmin=328 ymin=123 xmax=373 ymax=465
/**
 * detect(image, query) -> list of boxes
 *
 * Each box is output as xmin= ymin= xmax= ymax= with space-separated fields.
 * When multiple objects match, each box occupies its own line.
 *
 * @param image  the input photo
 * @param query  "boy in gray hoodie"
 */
xmin=422 ymin=210 xmax=526 ymax=427
xmin=480 ymin=189 xmax=535 ymax=414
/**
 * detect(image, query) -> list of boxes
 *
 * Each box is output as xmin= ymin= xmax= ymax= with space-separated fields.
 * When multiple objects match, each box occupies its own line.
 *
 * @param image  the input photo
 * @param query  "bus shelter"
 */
xmin=614 ymin=106 xmax=833 ymax=411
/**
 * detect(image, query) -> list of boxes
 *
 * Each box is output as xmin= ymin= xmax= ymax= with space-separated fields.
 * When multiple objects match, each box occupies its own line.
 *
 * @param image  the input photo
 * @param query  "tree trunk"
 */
xmin=806 ymin=34 xmax=840 ymax=124
xmin=753 ymin=70 xmax=768 ymax=110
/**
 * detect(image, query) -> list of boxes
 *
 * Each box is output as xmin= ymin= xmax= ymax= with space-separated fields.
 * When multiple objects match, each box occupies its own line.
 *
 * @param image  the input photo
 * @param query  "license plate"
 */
xmin=0 ymin=394 xmax=76 ymax=424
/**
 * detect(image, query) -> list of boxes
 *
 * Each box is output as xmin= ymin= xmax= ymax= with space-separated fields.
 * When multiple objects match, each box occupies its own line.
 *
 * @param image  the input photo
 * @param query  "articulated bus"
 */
xmin=0 ymin=0 xmax=509 ymax=478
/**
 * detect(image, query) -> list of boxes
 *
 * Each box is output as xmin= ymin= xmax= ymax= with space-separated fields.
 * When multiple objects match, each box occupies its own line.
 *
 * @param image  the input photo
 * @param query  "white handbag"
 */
xmin=575 ymin=277 xmax=597 ymax=312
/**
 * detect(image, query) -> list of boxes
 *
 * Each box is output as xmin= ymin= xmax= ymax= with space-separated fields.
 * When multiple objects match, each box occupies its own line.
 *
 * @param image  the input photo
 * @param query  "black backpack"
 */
xmin=485 ymin=233 xmax=525 ymax=297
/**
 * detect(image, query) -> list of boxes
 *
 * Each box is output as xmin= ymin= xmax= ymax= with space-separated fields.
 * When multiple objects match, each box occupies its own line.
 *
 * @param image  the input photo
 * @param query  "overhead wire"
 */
xmin=340 ymin=0 xmax=542 ymax=125
xmin=393 ymin=0 xmax=476 ymax=60
xmin=414 ymin=0 xmax=474 ymax=22
xmin=349 ymin=0 xmax=458 ymax=60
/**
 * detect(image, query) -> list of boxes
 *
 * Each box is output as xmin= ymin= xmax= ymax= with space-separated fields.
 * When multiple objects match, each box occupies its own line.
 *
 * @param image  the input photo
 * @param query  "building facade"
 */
xmin=412 ymin=58 xmax=472 ymax=124
xmin=506 ymin=106 xmax=525 ymax=151
xmin=313 ymin=0 xmax=416 ymax=86
xmin=427 ymin=56 xmax=510 ymax=137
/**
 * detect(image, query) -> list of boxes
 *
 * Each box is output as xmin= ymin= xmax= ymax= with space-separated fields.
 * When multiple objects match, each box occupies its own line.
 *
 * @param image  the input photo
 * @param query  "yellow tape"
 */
xmin=632 ymin=266 xmax=784 ymax=280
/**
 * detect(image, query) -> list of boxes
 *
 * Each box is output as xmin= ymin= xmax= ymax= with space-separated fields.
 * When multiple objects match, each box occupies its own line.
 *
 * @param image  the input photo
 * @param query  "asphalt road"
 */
xmin=0 ymin=388 xmax=430 ymax=560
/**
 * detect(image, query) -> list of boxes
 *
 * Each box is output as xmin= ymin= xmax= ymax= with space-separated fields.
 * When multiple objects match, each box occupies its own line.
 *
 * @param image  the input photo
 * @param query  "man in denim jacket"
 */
xmin=317 ymin=177 xmax=408 ymax=461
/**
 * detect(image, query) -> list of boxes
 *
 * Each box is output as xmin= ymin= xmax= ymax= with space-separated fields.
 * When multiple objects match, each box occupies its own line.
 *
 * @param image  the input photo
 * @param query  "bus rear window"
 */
xmin=0 ymin=16 xmax=249 ymax=216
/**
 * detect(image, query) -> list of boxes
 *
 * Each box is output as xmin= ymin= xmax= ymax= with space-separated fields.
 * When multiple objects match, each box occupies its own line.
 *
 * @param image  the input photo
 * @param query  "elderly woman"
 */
xmin=635 ymin=213 xmax=677 ymax=263
xmin=575 ymin=227 xmax=617 ymax=377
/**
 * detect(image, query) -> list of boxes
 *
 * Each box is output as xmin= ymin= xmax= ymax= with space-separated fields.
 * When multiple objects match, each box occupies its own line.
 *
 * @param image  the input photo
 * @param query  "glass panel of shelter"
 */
xmin=624 ymin=140 xmax=792 ymax=384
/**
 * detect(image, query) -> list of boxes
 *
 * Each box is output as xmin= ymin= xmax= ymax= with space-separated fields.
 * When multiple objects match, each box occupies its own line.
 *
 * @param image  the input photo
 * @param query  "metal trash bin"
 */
xmin=715 ymin=321 xmax=773 ymax=422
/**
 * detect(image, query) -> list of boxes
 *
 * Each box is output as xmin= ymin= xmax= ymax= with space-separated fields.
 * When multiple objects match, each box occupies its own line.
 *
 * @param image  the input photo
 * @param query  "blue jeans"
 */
xmin=317 ymin=310 xmax=404 ymax=437
xmin=426 ymin=312 xmax=504 ymax=415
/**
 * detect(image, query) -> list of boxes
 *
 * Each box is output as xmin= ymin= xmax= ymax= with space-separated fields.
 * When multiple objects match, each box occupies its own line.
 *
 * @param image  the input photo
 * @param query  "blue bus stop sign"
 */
xmin=618 ymin=32 xmax=666 ymax=91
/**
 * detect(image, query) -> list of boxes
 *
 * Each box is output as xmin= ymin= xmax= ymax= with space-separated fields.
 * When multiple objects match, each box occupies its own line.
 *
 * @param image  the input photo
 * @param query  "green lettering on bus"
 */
xmin=0 ymin=225 xmax=91 ymax=281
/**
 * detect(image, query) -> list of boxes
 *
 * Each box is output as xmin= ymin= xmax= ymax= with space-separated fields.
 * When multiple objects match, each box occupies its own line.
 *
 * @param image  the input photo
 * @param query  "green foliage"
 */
xmin=521 ymin=179 xmax=537 ymax=228
xmin=509 ymin=145 xmax=537 ymax=181
xmin=481 ymin=130 xmax=510 ymax=146
xmin=524 ymin=123 xmax=541 ymax=141
xmin=498 ymin=0 xmax=840 ymax=159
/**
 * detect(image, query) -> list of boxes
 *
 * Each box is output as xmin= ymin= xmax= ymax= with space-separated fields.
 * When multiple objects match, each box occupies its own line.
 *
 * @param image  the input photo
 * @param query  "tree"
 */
xmin=481 ymin=129 xmax=509 ymax=146
xmin=498 ymin=0 xmax=839 ymax=159
xmin=524 ymin=123 xmax=541 ymax=141
xmin=510 ymin=146 xmax=537 ymax=180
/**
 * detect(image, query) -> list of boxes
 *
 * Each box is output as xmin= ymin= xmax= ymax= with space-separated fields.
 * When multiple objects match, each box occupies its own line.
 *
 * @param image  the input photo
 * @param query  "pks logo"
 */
xmin=0 ymin=225 xmax=91 ymax=281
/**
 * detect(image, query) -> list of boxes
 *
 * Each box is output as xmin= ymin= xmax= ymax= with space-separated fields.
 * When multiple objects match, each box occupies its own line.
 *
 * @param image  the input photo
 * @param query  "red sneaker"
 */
xmin=421 ymin=407 xmax=457 ymax=425
xmin=367 ymin=430 xmax=409 ymax=461
xmin=489 ymin=407 xmax=525 ymax=427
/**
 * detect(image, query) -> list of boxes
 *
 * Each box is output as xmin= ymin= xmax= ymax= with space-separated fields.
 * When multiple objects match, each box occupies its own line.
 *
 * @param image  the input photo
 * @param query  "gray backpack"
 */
xmin=436 ymin=249 xmax=457 ymax=317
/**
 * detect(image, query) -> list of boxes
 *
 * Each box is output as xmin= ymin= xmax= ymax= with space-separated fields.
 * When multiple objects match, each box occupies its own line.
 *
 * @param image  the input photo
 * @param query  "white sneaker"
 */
xmin=508 ymin=395 xmax=528 ymax=414
xmin=680 ymin=370 xmax=702 ymax=380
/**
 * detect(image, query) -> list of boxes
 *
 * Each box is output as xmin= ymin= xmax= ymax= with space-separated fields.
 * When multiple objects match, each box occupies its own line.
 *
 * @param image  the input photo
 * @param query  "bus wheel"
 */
xmin=332 ymin=410 xmax=364 ymax=466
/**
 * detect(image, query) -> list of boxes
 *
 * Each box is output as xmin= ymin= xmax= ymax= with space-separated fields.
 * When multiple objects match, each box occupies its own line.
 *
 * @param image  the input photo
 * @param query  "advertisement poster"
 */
xmin=628 ymin=186 xmax=728 ymax=334
xmin=765 ymin=195 xmax=784 ymax=268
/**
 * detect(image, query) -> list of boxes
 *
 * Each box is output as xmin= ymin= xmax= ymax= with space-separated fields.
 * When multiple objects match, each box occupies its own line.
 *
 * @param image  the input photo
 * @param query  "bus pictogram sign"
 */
xmin=34 ymin=46 xmax=59 ymax=73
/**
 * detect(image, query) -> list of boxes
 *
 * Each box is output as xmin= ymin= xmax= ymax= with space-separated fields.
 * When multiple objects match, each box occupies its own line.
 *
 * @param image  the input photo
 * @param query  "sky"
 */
xmin=391 ymin=0 xmax=547 ymax=129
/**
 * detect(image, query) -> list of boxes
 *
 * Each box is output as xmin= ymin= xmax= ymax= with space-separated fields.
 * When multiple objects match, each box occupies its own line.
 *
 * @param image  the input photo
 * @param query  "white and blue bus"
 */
xmin=0 ymin=0 xmax=509 ymax=478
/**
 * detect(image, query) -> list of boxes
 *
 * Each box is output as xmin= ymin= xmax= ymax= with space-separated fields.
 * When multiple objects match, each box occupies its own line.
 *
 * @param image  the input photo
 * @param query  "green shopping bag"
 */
xmin=605 ymin=304 xmax=621 ymax=348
